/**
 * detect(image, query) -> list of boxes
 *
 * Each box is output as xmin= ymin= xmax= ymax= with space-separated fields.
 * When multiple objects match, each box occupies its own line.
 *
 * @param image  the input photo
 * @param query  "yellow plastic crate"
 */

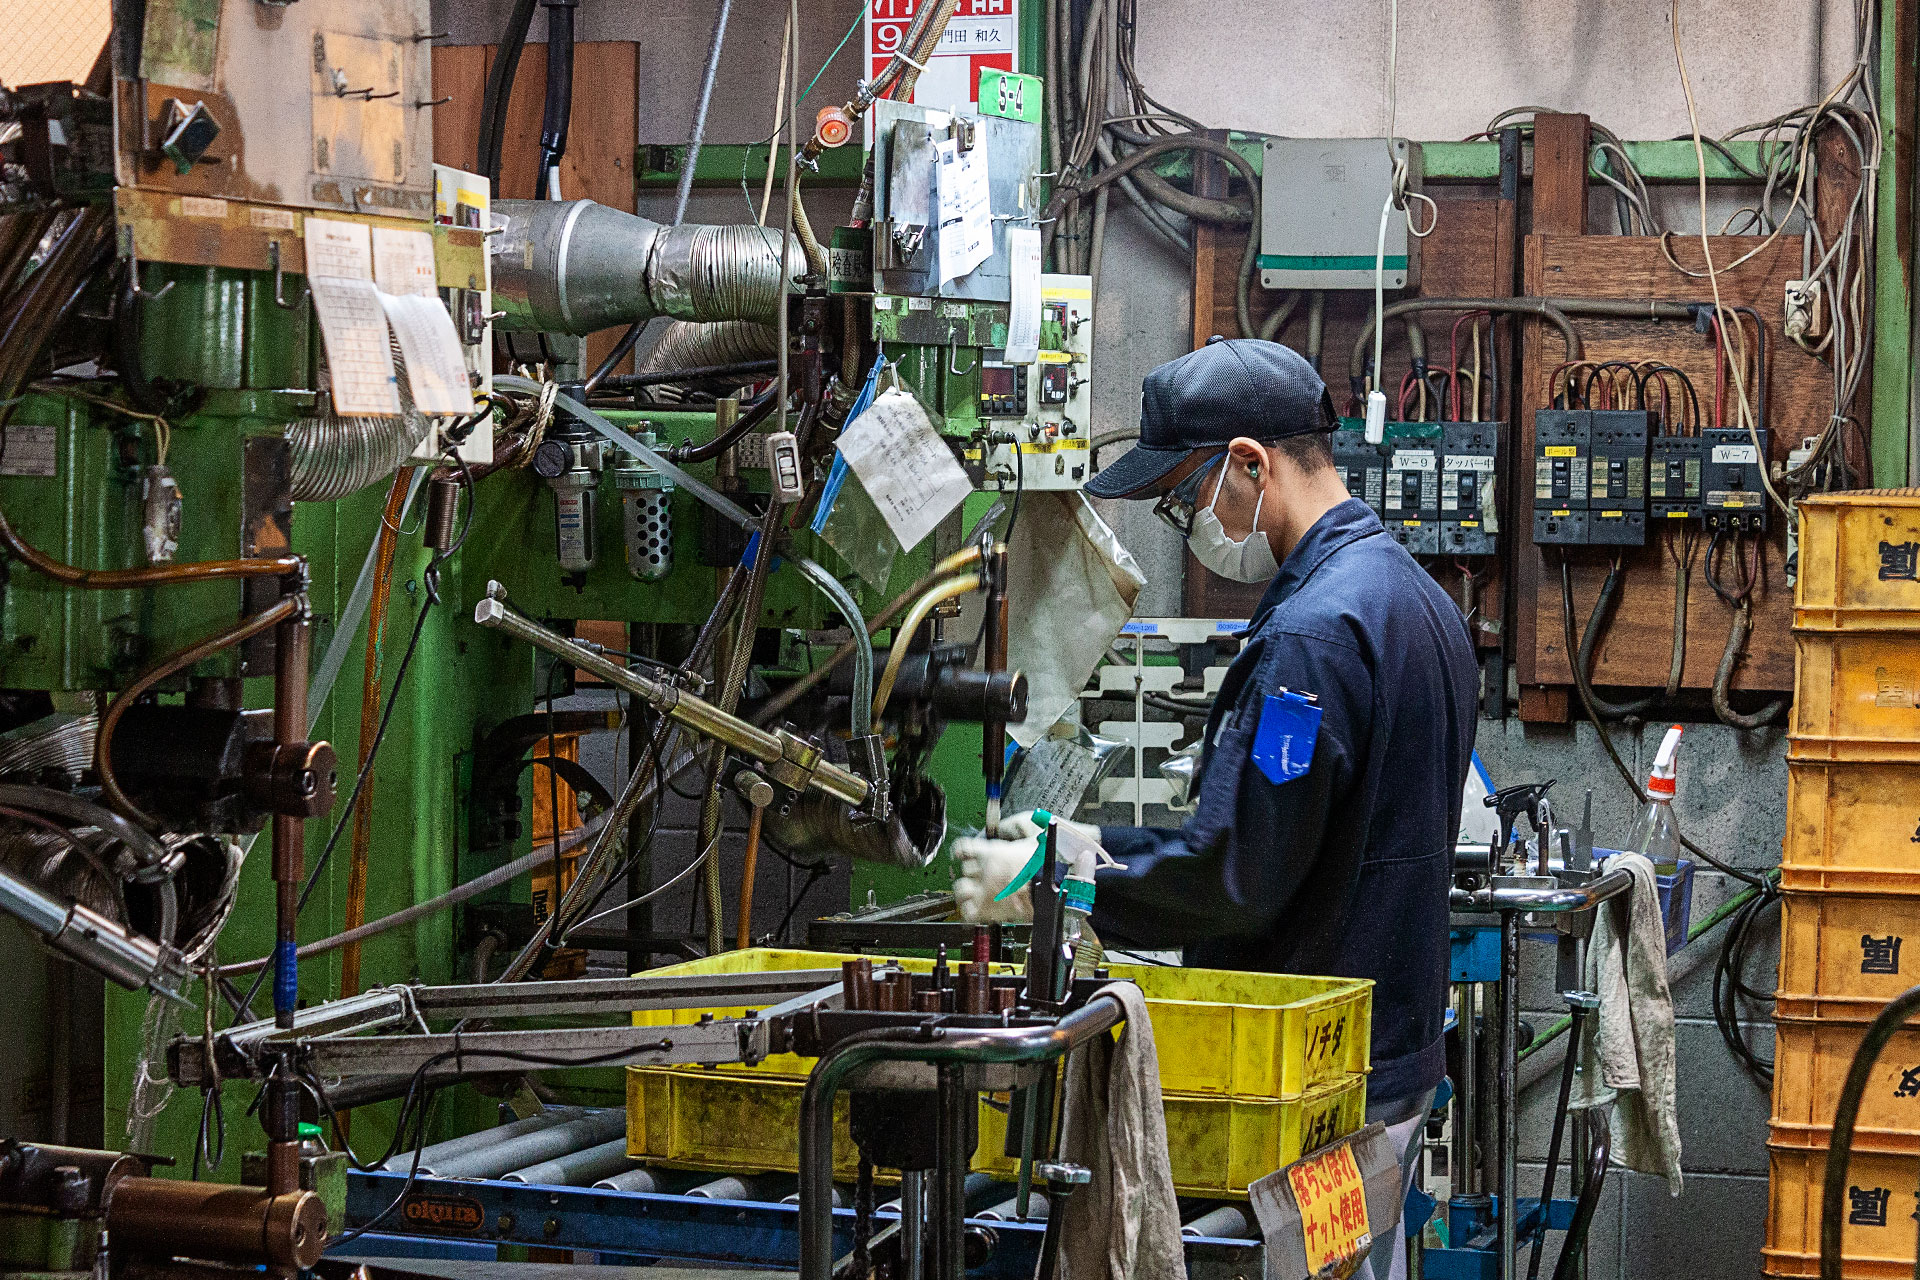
xmin=1777 ymin=891 xmax=1920 ymax=1004
xmin=1791 ymin=633 xmax=1920 ymax=762
xmin=977 ymin=1074 xmax=1368 ymax=1198
xmin=1766 ymin=1134 xmax=1920 ymax=1278
xmin=630 ymin=948 xmax=1371 ymax=1098
xmin=1782 ymin=758 xmax=1920 ymax=891
xmin=1795 ymin=491 xmax=1920 ymax=632
xmin=628 ymin=1066 xmax=1368 ymax=1200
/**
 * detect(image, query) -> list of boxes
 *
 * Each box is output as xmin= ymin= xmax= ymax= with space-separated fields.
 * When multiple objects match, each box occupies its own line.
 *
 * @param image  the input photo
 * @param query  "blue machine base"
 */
xmin=1420 ymin=1196 xmax=1578 ymax=1280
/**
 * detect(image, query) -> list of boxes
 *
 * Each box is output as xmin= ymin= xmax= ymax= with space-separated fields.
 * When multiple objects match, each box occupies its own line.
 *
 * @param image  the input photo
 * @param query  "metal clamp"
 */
xmin=268 ymin=241 xmax=307 ymax=311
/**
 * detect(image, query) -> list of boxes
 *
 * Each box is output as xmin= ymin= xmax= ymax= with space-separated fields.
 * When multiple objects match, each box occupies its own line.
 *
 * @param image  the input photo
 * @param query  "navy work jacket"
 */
xmin=1093 ymin=498 xmax=1477 ymax=1104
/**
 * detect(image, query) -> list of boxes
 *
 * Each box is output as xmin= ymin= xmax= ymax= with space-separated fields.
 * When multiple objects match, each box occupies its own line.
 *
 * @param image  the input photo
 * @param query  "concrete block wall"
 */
xmin=1477 ymin=718 xmax=1785 ymax=1279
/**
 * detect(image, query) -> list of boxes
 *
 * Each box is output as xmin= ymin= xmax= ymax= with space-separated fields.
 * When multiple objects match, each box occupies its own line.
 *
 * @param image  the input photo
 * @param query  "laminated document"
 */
xmin=833 ymin=387 xmax=971 ymax=552
xmin=1003 ymin=226 xmax=1043 ymax=363
xmin=303 ymin=218 xmax=400 ymax=417
xmin=379 ymin=293 xmax=475 ymax=417
xmin=935 ymin=136 xmax=992 ymax=284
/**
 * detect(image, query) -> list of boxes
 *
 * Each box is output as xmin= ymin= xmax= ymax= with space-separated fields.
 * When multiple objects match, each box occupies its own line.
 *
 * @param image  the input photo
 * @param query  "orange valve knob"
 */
xmin=814 ymin=106 xmax=854 ymax=149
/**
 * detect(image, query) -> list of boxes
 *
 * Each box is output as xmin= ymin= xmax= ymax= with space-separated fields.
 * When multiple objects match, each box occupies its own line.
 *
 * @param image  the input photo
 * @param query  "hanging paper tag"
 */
xmin=1251 ymin=690 xmax=1323 ymax=784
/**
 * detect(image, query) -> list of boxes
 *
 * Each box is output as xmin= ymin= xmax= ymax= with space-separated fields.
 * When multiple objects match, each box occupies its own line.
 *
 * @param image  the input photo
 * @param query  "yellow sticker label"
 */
xmin=1665 ymin=510 xmax=1691 ymax=518
xmin=1289 ymin=1141 xmax=1371 ymax=1274
xmin=1600 ymin=510 xmax=1624 ymax=518
xmin=1551 ymin=508 xmax=1572 ymax=517
xmin=1545 ymin=445 xmax=1578 ymax=458
xmin=1401 ymin=520 xmax=1420 ymax=528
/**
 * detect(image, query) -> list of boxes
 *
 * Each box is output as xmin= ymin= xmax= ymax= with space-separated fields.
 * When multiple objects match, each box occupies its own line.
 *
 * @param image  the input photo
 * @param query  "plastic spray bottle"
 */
xmin=1626 ymin=724 xmax=1684 ymax=875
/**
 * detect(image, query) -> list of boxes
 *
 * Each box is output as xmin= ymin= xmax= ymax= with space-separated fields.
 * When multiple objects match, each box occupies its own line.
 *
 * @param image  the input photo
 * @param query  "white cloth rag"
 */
xmin=1569 ymin=851 xmax=1683 ymax=1193
xmin=1058 ymin=982 xmax=1185 ymax=1280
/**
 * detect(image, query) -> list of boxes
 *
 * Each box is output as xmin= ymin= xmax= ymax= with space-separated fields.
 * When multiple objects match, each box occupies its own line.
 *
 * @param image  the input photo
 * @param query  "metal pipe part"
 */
xmin=1450 ymin=868 xmax=1634 ymax=915
xmin=384 ymin=1107 xmax=587 ymax=1173
xmin=105 ymin=1178 xmax=327 ymax=1272
xmin=1499 ymin=912 xmax=1519 ymax=1280
xmin=424 ymin=1108 xmax=627 ymax=1181
xmin=0 ymin=864 xmax=186 ymax=998
xmin=595 ymin=1166 xmax=663 ymax=1193
xmin=1181 ymin=1205 xmax=1252 ymax=1239
xmin=759 ymin=781 xmax=945 ymax=870
xmin=501 ymin=1137 xmax=637 ymax=1187
xmin=473 ymin=594 xmax=869 ymax=808
xmin=901 ymin=1170 xmax=925 ymax=1279
xmin=491 ymin=200 xmax=804 ymax=335
xmin=981 ymin=1193 xmax=1050 ymax=1222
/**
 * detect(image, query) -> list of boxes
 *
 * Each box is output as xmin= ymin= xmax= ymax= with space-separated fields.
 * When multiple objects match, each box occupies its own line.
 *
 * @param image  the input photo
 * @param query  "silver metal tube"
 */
xmin=1499 ymin=912 xmax=1518 ymax=1280
xmin=427 ymin=1109 xmax=627 ymax=1180
xmin=502 ymin=1137 xmax=637 ymax=1186
xmin=596 ymin=1166 xmax=662 ymax=1193
xmin=382 ymin=1107 xmax=585 ymax=1173
xmin=671 ymin=0 xmax=731 ymax=227
xmin=473 ymin=594 xmax=870 ymax=808
xmin=1182 ymin=1205 xmax=1252 ymax=1239
xmin=1454 ymin=983 xmax=1479 ymax=1198
xmin=685 ymin=1175 xmax=756 ymax=1200
xmin=1450 ymin=868 xmax=1634 ymax=914
xmin=793 ymin=556 xmax=874 ymax=737
xmin=0 ymin=864 xmax=184 ymax=998
xmin=491 ymin=200 xmax=802 ymax=334
xmin=901 ymin=1170 xmax=925 ymax=1279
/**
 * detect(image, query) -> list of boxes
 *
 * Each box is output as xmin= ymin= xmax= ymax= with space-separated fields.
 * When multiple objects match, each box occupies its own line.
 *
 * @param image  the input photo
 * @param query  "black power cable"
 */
xmin=1573 ymin=557 xmax=1661 ymax=721
xmin=476 ymin=0 xmax=540 ymax=188
xmin=1820 ymin=984 xmax=1920 ymax=1280
xmin=535 ymin=0 xmax=578 ymax=191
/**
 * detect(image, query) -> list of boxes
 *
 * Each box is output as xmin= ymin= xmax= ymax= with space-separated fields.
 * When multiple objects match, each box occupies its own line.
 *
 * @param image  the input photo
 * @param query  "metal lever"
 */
xmin=268 ymin=241 xmax=307 ymax=311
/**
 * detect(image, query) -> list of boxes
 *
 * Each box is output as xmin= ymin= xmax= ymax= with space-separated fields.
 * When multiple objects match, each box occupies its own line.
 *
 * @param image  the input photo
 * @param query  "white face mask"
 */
xmin=1187 ymin=463 xmax=1279 ymax=583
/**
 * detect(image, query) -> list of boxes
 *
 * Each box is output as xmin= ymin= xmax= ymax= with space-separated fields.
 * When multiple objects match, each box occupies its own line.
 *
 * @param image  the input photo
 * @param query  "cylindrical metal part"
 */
xmin=105 ymin=1178 xmax=327 ymax=1271
xmin=271 ymin=609 xmax=311 ymax=1029
xmin=383 ymin=1107 xmax=586 ymax=1172
xmin=933 ymin=1066 xmax=970 ymax=1280
xmin=916 ymin=990 xmax=944 ymax=1013
xmin=902 ymin=1170 xmax=925 ymax=1280
xmin=972 ymin=925 xmax=990 ymax=967
xmin=760 ymin=784 xmax=945 ymax=870
xmin=783 ymin=1185 xmax=848 ymax=1208
xmin=426 ymin=1109 xmax=627 ymax=1180
xmin=424 ymin=474 xmax=462 ymax=552
xmin=1454 ymin=984 xmax=1480 ymax=1199
xmin=595 ymin=1166 xmax=662 ymax=1193
xmin=1499 ymin=913 xmax=1519 ymax=1280
xmin=994 ymin=985 xmax=1017 ymax=1014
xmin=1182 ymin=1205 xmax=1252 ymax=1238
xmin=0 ymin=866 xmax=169 ymax=991
xmin=501 ymin=1137 xmax=636 ymax=1187
xmin=686 ymin=1174 xmax=777 ymax=1200
xmin=842 ymin=958 xmax=874 ymax=1011
xmin=491 ymin=200 xmax=803 ymax=334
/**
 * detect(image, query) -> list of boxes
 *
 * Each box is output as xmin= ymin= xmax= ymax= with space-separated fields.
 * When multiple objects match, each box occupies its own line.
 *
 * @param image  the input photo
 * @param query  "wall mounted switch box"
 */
xmin=1332 ymin=423 xmax=1385 ymax=516
xmin=1587 ymin=410 xmax=1650 ymax=547
xmin=1650 ymin=435 xmax=1704 ymax=521
xmin=1441 ymin=422 xmax=1500 ymax=556
xmin=1702 ymin=427 xmax=1769 ymax=533
xmin=1383 ymin=423 xmax=1440 ymax=555
xmin=1533 ymin=409 xmax=1589 ymax=546
xmin=1259 ymin=138 xmax=1422 ymax=291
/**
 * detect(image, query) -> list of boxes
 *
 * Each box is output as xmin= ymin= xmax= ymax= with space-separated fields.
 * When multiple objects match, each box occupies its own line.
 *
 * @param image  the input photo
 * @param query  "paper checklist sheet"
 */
xmin=935 ymin=137 xmax=993 ymax=284
xmin=832 ymin=388 xmax=972 ymax=553
xmin=304 ymin=219 xmax=474 ymax=419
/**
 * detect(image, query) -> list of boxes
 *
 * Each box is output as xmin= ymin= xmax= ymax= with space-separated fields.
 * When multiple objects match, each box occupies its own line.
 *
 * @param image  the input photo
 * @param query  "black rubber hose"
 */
xmin=1576 ymin=561 xmax=1660 ymax=720
xmin=111 ymin=266 xmax=170 ymax=416
xmin=1820 ymin=985 xmax=1920 ymax=1280
xmin=1550 ymin=1117 xmax=1612 ymax=1280
xmin=671 ymin=390 xmax=780 ymax=465
xmin=1712 ymin=600 xmax=1788 ymax=730
xmin=1349 ymin=299 xmax=1583 ymax=395
xmin=536 ymin=0 xmax=577 ymax=187
xmin=476 ymin=0 xmax=540 ymax=187
xmin=1528 ymin=1007 xmax=1583 ymax=1280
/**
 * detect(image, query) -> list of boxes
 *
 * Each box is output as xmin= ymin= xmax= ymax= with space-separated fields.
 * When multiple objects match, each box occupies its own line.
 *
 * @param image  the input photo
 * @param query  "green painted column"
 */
xmin=1871 ymin=0 xmax=1915 ymax=485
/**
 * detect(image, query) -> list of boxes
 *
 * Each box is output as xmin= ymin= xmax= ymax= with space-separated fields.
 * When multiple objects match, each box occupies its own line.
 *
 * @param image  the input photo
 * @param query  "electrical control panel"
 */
xmin=1702 ymin=427 xmax=1769 ymax=532
xmin=1533 ymin=409 xmax=1589 ymax=545
xmin=1441 ymin=423 xmax=1500 ymax=556
xmin=1383 ymin=424 xmax=1441 ymax=555
xmin=1587 ymin=410 xmax=1650 ymax=547
xmin=1650 ymin=435 xmax=1703 ymax=521
xmin=1260 ymin=138 xmax=1423 ymax=291
xmin=968 ymin=274 xmax=1093 ymax=492
xmin=1333 ymin=424 xmax=1385 ymax=512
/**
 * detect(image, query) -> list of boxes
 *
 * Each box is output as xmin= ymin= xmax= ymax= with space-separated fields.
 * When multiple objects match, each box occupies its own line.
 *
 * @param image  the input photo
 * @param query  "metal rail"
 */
xmin=797 ymin=994 xmax=1128 ymax=1280
xmin=1448 ymin=866 xmax=1634 ymax=914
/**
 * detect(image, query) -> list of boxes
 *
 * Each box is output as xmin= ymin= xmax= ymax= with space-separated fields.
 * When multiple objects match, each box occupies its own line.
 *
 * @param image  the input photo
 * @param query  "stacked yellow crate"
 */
xmin=1766 ymin=492 xmax=1920 ymax=1278
xmin=623 ymin=948 xmax=1374 ymax=1198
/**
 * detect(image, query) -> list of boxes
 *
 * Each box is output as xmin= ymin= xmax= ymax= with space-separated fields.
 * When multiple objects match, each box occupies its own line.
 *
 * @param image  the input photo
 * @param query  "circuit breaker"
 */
xmin=1332 ymin=423 xmax=1385 ymax=514
xmin=1650 ymin=435 xmax=1703 ymax=521
xmin=1533 ymin=409 xmax=1589 ymax=546
xmin=1441 ymin=423 xmax=1499 ymax=556
xmin=1383 ymin=424 xmax=1440 ymax=555
xmin=1702 ymin=427 xmax=1769 ymax=533
xmin=970 ymin=274 xmax=1093 ymax=492
xmin=1587 ymin=410 xmax=1650 ymax=547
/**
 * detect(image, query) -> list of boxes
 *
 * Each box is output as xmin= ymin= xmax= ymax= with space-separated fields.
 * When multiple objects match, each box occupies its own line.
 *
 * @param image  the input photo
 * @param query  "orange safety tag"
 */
xmin=1287 ymin=1140 xmax=1372 ymax=1275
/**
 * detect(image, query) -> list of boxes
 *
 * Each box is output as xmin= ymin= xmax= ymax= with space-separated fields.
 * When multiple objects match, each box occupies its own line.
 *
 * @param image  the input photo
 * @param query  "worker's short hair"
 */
xmin=1273 ymin=429 xmax=1334 ymax=474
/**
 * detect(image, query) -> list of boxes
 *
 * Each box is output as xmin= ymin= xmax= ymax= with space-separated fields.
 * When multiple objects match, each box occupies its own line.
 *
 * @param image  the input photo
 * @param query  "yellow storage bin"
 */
xmin=630 ymin=948 xmax=1372 ymax=1098
xmin=1795 ymin=491 xmax=1920 ymax=632
xmin=1782 ymin=759 xmax=1920 ymax=889
xmin=976 ymin=1074 xmax=1368 ymax=1198
xmin=1791 ymin=633 xmax=1920 ymax=762
xmin=1777 ymin=891 xmax=1920 ymax=1002
xmin=1769 ymin=1005 xmax=1920 ymax=1143
xmin=1766 ymin=1133 xmax=1920 ymax=1278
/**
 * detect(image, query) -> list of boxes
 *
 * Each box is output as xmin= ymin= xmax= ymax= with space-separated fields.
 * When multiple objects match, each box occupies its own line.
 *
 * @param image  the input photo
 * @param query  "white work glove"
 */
xmin=951 ymin=811 xmax=1105 ymax=924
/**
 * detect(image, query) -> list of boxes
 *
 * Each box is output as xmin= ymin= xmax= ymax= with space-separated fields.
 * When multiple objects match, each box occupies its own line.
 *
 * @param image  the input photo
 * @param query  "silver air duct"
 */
xmin=492 ymin=200 xmax=805 ymax=335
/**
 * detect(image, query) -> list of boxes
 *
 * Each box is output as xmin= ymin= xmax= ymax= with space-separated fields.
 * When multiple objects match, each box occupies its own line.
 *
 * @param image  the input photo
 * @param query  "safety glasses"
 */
xmin=1152 ymin=452 xmax=1228 ymax=538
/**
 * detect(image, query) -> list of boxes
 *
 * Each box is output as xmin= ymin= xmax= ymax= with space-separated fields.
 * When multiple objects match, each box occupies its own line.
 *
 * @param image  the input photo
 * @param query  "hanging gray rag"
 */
xmin=1058 ymin=982 xmax=1185 ymax=1280
xmin=1569 ymin=851 xmax=1683 ymax=1194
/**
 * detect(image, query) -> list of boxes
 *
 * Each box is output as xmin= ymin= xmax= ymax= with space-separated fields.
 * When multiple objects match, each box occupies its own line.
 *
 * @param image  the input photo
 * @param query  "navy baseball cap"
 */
xmin=1086 ymin=337 xmax=1337 ymax=499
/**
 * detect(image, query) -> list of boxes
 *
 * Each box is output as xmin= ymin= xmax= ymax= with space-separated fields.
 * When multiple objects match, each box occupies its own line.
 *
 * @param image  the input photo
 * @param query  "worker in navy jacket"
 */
xmin=954 ymin=339 xmax=1477 ymax=1280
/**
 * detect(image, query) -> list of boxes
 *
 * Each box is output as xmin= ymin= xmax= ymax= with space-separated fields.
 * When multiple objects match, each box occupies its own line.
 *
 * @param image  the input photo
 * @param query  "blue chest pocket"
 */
xmin=1251 ymin=690 xmax=1323 ymax=784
